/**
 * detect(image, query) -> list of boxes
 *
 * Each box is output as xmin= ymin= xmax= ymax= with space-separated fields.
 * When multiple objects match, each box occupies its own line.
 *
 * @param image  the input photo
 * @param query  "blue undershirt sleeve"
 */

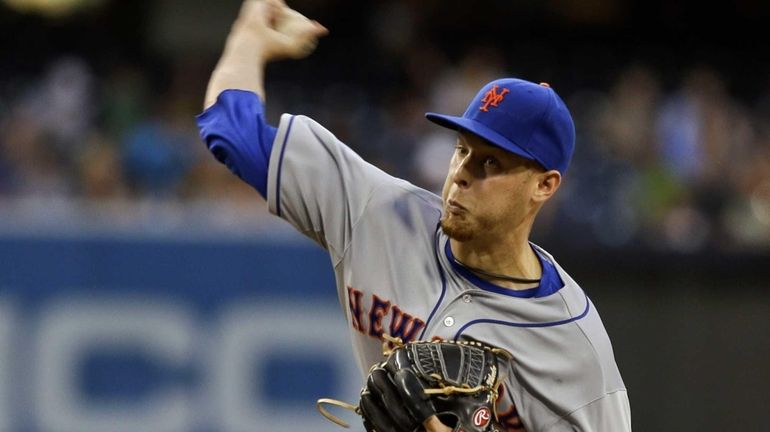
xmin=195 ymin=90 xmax=277 ymax=198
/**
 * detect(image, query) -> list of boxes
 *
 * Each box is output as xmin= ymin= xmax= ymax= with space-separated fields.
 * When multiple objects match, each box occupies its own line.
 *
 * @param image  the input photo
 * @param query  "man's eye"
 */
xmin=455 ymin=146 xmax=469 ymax=155
xmin=483 ymin=157 xmax=498 ymax=167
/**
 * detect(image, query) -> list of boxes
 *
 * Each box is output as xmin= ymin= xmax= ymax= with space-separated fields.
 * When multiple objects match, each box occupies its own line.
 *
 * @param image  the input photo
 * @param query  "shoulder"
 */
xmin=354 ymin=178 xmax=443 ymax=239
xmin=275 ymin=113 xmax=326 ymax=145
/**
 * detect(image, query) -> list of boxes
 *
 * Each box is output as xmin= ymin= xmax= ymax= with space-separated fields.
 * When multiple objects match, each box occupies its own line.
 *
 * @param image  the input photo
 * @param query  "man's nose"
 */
xmin=451 ymin=157 xmax=472 ymax=188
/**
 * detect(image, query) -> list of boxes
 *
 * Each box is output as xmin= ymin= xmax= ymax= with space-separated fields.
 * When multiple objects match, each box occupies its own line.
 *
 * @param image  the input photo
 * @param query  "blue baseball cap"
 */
xmin=425 ymin=78 xmax=575 ymax=174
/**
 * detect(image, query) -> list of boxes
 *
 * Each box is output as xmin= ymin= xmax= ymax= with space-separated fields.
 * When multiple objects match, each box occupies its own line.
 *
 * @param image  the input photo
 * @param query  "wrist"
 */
xmin=225 ymin=21 xmax=269 ymax=64
xmin=231 ymin=17 xmax=261 ymax=40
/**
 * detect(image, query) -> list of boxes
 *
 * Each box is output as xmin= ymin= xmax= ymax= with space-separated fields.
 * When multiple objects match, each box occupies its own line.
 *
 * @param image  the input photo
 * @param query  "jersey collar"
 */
xmin=443 ymin=240 xmax=564 ymax=298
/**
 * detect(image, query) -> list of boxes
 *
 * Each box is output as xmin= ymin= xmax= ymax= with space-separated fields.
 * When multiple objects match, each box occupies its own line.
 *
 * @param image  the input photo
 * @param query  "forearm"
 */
xmin=204 ymin=22 xmax=268 ymax=109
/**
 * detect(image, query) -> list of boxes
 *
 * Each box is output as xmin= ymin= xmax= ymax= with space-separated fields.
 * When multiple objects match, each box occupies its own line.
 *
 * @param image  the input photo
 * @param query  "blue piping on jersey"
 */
xmin=452 ymin=292 xmax=591 ymax=340
xmin=275 ymin=115 xmax=296 ymax=218
xmin=419 ymin=225 xmax=449 ymax=340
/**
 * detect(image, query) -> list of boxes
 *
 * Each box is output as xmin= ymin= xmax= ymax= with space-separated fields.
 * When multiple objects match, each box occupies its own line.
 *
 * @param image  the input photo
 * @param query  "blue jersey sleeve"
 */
xmin=195 ymin=90 xmax=277 ymax=198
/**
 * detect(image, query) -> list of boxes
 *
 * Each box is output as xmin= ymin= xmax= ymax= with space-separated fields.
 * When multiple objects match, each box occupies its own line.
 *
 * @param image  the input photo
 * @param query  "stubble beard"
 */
xmin=440 ymin=212 xmax=477 ymax=242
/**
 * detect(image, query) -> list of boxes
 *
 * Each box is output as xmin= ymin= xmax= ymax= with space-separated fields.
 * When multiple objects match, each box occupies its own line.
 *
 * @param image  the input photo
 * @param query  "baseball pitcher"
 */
xmin=196 ymin=1 xmax=632 ymax=431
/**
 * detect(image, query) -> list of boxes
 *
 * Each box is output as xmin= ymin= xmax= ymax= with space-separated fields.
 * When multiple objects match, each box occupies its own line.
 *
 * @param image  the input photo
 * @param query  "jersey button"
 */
xmin=443 ymin=316 xmax=455 ymax=327
xmin=462 ymin=294 xmax=472 ymax=303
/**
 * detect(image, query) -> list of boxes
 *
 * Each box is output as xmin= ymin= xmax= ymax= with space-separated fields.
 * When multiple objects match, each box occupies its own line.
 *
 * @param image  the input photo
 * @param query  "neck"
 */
xmin=449 ymin=229 xmax=541 ymax=290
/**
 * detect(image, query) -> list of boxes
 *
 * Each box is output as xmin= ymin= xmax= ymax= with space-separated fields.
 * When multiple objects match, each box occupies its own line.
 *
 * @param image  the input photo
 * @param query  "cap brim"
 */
xmin=425 ymin=113 xmax=539 ymax=165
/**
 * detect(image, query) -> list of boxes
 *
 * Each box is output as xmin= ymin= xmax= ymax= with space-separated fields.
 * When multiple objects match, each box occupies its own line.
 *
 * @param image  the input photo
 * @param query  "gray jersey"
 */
xmin=266 ymin=114 xmax=631 ymax=431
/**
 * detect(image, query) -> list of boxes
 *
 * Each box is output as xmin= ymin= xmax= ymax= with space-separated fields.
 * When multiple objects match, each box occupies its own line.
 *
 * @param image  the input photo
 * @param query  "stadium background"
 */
xmin=1 ymin=0 xmax=769 ymax=430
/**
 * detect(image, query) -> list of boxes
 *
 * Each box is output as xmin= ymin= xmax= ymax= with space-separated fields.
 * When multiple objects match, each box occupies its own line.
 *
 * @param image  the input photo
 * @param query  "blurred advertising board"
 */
xmin=0 ymin=230 xmax=361 ymax=432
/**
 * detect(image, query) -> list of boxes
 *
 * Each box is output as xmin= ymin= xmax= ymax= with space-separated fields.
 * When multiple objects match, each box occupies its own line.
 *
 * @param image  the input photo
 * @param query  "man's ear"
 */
xmin=533 ymin=170 xmax=561 ymax=203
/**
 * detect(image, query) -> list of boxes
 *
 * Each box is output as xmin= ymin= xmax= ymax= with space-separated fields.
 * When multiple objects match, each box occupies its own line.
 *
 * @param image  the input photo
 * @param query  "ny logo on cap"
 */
xmin=479 ymin=85 xmax=510 ymax=112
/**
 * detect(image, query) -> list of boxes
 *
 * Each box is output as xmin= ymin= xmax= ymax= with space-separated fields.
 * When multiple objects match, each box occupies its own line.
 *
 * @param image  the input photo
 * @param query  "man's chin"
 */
xmin=440 ymin=216 xmax=474 ymax=242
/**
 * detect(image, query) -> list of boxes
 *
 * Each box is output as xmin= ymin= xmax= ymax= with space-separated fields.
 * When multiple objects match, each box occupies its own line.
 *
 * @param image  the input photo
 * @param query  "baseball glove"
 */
xmin=318 ymin=335 xmax=512 ymax=432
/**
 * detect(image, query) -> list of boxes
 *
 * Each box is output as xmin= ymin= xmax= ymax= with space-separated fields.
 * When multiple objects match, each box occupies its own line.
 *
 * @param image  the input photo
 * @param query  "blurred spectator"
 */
xmin=120 ymin=102 xmax=196 ymax=198
xmin=75 ymin=132 xmax=127 ymax=199
xmin=656 ymin=67 xmax=758 ymax=250
xmin=1 ymin=105 xmax=72 ymax=197
xmin=102 ymin=63 xmax=150 ymax=139
xmin=120 ymin=60 xmax=204 ymax=198
xmin=557 ymin=64 xmax=665 ymax=248
xmin=0 ymin=57 xmax=95 ymax=197
xmin=428 ymin=47 xmax=507 ymax=115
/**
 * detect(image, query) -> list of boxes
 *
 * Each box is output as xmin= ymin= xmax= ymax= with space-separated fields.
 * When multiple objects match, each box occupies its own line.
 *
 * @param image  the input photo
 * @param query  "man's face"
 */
xmin=440 ymin=132 xmax=544 ymax=242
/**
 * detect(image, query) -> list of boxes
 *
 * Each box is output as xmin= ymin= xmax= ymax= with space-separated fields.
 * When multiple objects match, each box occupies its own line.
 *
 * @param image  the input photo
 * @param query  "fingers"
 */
xmin=360 ymin=387 xmax=400 ymax=432
xmin=368 ymin=368 xmax=415 ymax=430
xmin=385 ymin=344 xmax=413 ymax=372
xmin=391 ymin=368 xmax=436 ymax=424
xmin=384 ymin=348 xmax=437 ymax=423
xmin=269 ymin=6 xmax=328 ymax=59
xmin=310 ymin=20 xmax=329 ymax=37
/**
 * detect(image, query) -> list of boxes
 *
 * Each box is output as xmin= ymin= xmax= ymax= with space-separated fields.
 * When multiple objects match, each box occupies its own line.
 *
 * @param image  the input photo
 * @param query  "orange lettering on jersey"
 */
xmin=347 ymin=286 xmax=365 ymax=333
xmin=479 ymin=85 xmax=510 ymax=112
xmin=368 ymin=295 xmax=391 ymax=338
xmin=346 ymin=290 xmax=425 ymax=344
xmin=389 ymin=305 xmax=425 ymax=345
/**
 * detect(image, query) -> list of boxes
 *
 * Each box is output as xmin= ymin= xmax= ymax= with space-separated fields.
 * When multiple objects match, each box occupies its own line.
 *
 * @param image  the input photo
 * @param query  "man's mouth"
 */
xmin=446 ymin=199 xmax=467 ymax=214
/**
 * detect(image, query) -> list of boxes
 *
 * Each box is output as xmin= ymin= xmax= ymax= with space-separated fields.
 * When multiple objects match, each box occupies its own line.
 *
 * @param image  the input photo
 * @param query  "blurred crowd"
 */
xmin=1 ymin=21 xmax=769 ymax=252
